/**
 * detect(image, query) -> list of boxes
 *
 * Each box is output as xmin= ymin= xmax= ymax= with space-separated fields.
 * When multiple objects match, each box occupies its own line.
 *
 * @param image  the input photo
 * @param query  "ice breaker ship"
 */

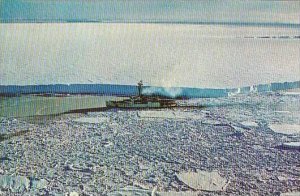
xmin=106 ymin=81 xmax=177 ymax=108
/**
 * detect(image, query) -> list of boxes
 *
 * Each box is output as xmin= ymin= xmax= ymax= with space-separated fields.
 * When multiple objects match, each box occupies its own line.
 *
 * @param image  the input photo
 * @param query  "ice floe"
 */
xmin=73 ymin=117 xmax=109 ymax=124
xmin=269 ymin=124 xmax=300 ymax=135
xmin=281 ymin=192 xmax=300 ymax=196
xmin=241 ymin=121 xmax=259 ymax=127
xmin=0 ymin=175 xmax=30 ymax=193
xmin=108 ymin=186 xmax=154 ymax=196
xmin=69 ymin=192 xmax=79 ymax=196
xmin=281 ymin=142 xmax=300 ymax=150
xmin=275 ymin=111 xmax=291 ymax=114
xmin=159 ymin=191 xmax=200 ymax=196
xmin=283 ymin=92 xmax=300 ymax=96
xmin=31 ymin=179 xmax=48 ymax=190
xmin=138 ymin=111 xmax=204 ymax=120
xmin=176 ymin=170 xmax=227 ymax=191
xmin=201 ymin=119 xmax=222 ymax=125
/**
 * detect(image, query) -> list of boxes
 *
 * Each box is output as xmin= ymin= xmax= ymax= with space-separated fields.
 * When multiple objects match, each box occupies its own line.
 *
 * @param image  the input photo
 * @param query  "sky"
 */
xmin=1 ymin=0 xmax=300 ymax=25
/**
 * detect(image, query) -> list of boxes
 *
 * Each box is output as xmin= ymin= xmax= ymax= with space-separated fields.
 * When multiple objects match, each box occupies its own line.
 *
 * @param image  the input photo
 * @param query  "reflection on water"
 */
xmin=0 ymin=95 xmax=124 ymax=118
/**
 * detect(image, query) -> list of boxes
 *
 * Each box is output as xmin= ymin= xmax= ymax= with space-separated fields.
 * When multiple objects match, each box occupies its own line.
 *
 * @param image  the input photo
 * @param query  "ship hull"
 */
xmin=106 ymin=99 xmax=176 ymax=108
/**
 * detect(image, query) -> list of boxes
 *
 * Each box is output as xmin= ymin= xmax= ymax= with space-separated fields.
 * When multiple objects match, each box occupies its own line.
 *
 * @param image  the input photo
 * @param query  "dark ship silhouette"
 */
xmin=106 ymin=81 xmax=177 ymax=108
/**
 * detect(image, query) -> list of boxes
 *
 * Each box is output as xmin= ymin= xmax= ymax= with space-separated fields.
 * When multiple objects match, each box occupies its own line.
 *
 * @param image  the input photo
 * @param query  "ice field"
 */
xmin=1 ymin=23 xmax=299 ymax=88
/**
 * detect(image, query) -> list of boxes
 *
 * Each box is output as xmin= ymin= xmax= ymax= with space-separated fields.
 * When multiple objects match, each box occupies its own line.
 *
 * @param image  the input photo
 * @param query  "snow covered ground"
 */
xmin=0 ymin=92 xmax=299 ymax=195
xmin=1 ymin=23 xmax=299 ymax=88
xmin=269 ymin=124 xmax=300 ymax=135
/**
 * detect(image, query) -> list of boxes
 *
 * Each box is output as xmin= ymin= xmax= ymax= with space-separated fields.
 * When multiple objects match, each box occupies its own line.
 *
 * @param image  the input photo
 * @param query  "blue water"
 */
xmin=0 ymin=81 xmax=299 ymax=98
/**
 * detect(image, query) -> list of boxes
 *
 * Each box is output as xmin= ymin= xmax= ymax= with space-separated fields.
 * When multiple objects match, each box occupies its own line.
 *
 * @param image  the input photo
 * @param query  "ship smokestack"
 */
xmin=138 ymin=80 xmax=143 ymax=97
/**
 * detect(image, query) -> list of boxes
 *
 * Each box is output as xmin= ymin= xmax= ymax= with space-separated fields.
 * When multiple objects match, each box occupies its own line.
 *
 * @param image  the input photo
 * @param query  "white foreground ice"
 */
xmin=282 ymin=142 xmax=300 ymax=149
xmin=275 ymin=111 xmax=291 ymax=114
xmin=281 ymin=192 xmax=300 ymax=196
xmin=0 ymin=175 xmax=47 ymax=193
xmin=0 ymin=175 xmax=30 ymax=193
xmin=1 ymin=23 xmax=299 ymax=87
xmin=176 ymin=170 xmax=227 ymax=191
xmin=159 ymin=191 xmax=200 ymax=196
xmin=241 ymin=121 xmax=259 ymax=127
xmin=138 ymin=110 xmax=205 ymax=120
xmin=1 ymin=93 xmax=300 ymax=195
xmin=283 ymin=92 xmax=300 ymax=96
xmin=73 ymin=117 xmax=109 ymax=124
xmin=269 ymin=124 xmax=300 ymax=135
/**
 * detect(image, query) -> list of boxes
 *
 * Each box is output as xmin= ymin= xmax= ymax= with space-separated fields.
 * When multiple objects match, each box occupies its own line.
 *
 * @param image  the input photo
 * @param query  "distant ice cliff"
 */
xmin=0 ymin=81 xmax=299 ymax=98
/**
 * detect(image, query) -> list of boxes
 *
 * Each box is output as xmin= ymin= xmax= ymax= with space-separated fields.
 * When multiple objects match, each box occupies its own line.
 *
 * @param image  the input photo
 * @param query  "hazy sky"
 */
xmin=1 ymin=0 xmax=300 ymax=24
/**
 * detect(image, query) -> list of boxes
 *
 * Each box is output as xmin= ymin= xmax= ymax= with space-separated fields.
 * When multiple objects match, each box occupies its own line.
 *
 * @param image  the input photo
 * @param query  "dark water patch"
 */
xmin=0 ymin=95 xmax=116 ymax=118
xmin=0 ymin=157 xmax=11 ymax=161
xmin=63 ymin=106 xmax=111 ymax=114
xmin=228 ymin=131 xmax=244 ymax=139
xmin=274 ymin=145 xmax=300 ymax=151
xmin=64 ymin=105 xmax=205 ymax=114
xmin=0 ymin=129 xmax=30 ymax=142
xmin=22 ymin=114 xmax=61 ymax=124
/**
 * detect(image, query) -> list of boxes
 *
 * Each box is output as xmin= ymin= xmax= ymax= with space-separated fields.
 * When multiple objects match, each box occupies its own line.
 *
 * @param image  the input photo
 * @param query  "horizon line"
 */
xmin=1 ymin=20 xmax=300 ymax=28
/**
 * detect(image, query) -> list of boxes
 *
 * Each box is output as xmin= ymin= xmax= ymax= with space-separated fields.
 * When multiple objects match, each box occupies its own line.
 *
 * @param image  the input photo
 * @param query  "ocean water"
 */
xmin=0 ymin=23 xmax=299 ymax=97
xmin=0 ymin=95 xmax=123 ymax=118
